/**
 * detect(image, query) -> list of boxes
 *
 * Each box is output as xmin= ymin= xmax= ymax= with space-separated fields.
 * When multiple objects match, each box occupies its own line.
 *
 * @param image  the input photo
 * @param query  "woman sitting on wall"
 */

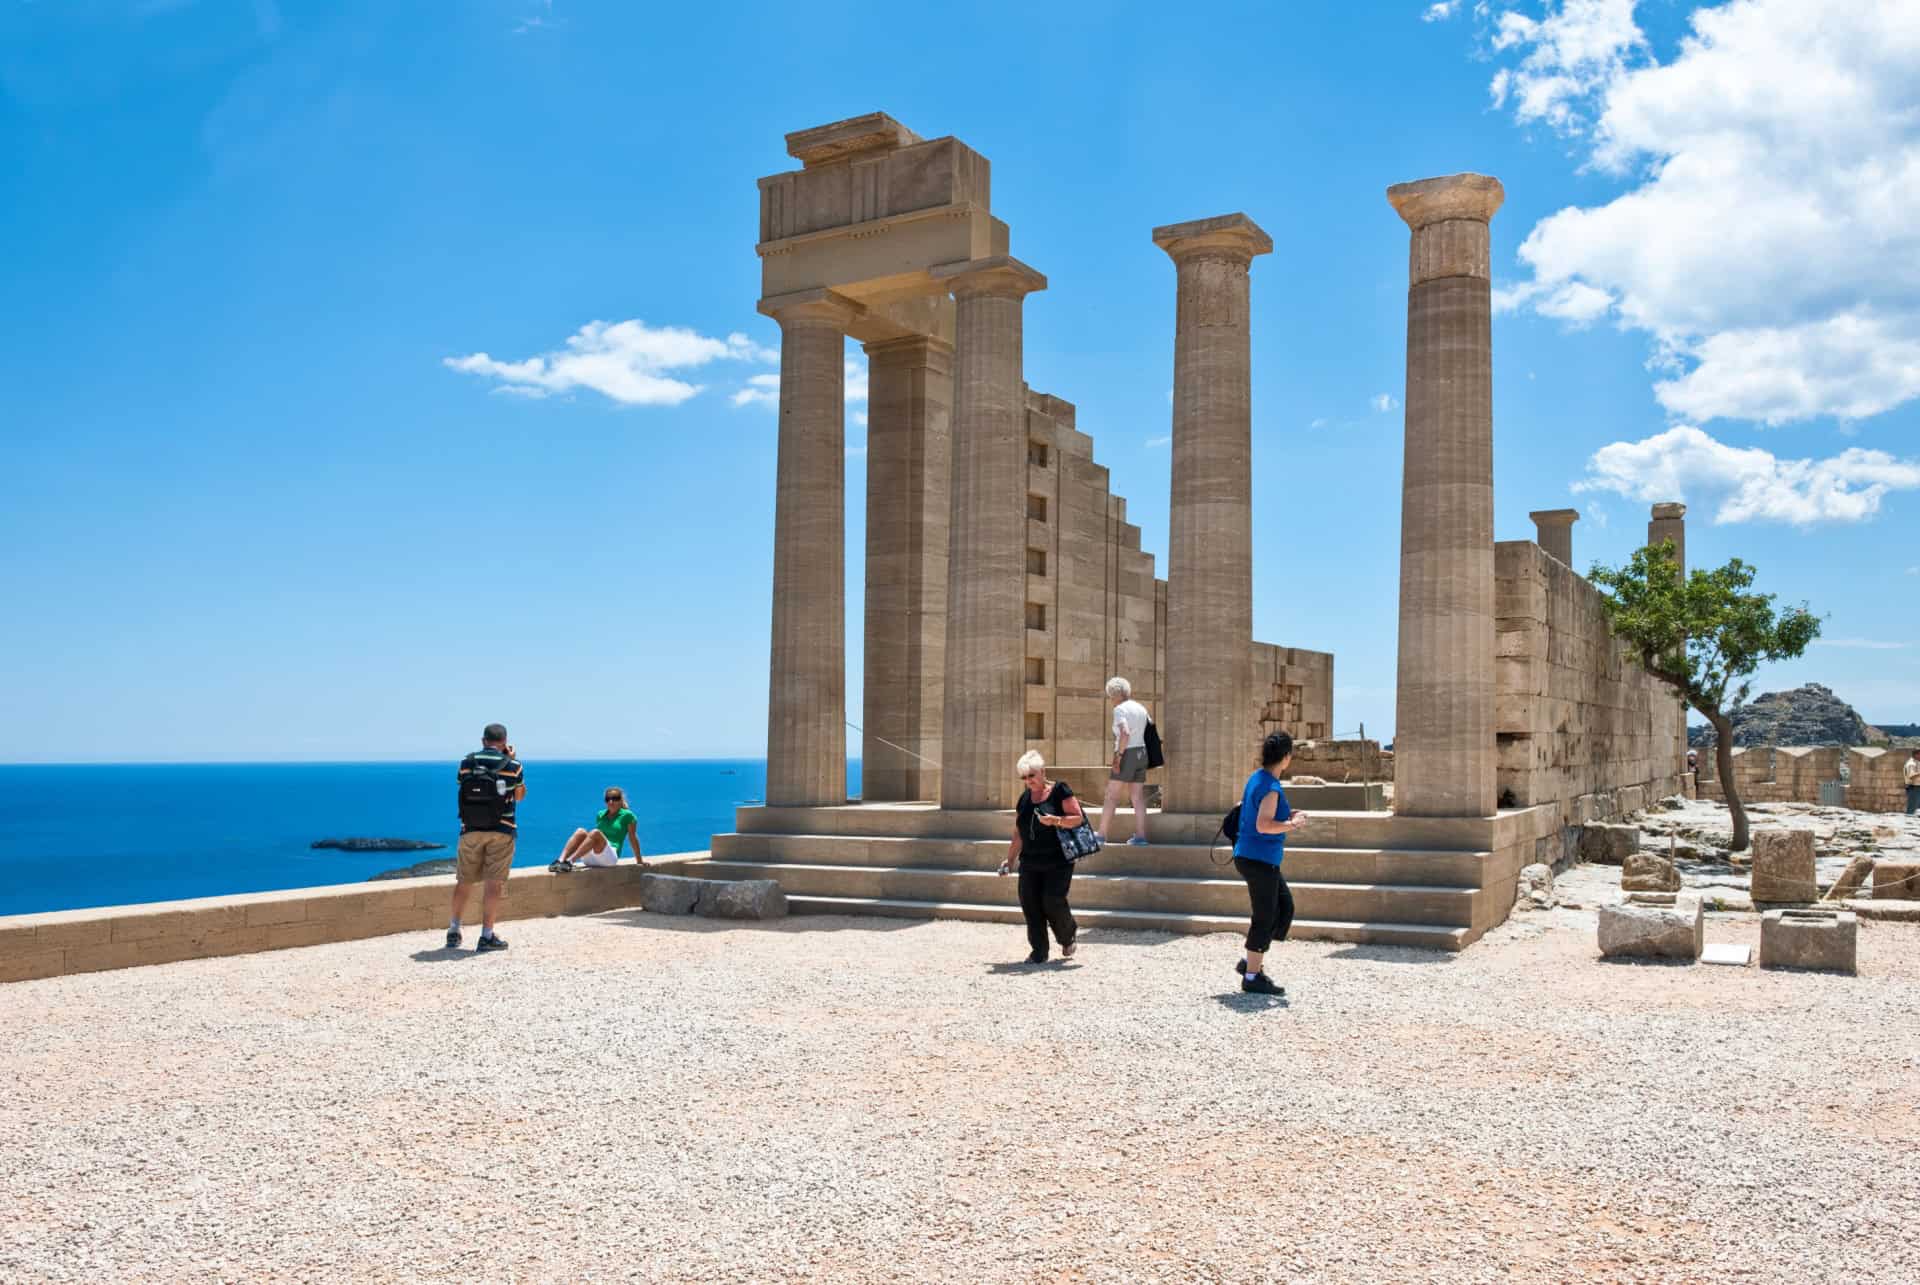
xmin=550 ymin=787 xmax=643 ymax=871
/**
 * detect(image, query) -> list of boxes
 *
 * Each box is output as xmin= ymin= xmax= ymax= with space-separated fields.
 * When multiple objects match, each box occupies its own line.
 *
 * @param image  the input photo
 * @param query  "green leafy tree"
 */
xmin=1588 ymin=541 xmax=1821 ymax=852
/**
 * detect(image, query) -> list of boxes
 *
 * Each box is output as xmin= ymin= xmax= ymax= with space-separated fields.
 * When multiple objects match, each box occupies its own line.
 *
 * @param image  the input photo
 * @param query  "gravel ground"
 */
xmin=4 ymin=904 xmax=1919 ymax=1284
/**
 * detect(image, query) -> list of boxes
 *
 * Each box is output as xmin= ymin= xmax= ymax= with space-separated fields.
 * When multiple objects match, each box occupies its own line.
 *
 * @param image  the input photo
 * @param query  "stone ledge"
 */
xmin=0 ymin=854 xmax=713 ymax=984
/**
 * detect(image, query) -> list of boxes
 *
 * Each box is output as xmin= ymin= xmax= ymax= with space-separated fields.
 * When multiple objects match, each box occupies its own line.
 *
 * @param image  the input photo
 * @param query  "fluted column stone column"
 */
xmin=931 ymin=256 xmax=1046 ymax=810
xmin=1529 ymin=508 xmax=1579 ymax=568
xmin=759 ymin=289 xmax=862 ymax=807
xmin=1388 ymin=173 xmax=1504 ymax=818
xmin=1152 ymin=214 xmax=1272 ymax=815
xmin=861 ymin=335 xmax=954 ymax=802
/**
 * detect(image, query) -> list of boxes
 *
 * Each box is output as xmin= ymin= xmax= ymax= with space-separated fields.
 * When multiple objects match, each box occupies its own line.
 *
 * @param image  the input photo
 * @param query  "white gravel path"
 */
xmin=3 ymin=904 xmax=1918 ymax=1283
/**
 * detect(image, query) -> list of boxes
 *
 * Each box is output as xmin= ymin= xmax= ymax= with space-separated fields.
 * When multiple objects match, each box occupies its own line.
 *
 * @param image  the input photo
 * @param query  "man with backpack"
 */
xmin=448 ymin=723 xmax=526 ymax=952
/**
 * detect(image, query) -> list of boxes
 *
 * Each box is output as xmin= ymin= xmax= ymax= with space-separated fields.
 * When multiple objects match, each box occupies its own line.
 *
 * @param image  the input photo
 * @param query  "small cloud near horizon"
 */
xmin=1370 ymin=393 xmax=1399 ymax=413
xmin=446 ymin=319 xmax=774 ymax=407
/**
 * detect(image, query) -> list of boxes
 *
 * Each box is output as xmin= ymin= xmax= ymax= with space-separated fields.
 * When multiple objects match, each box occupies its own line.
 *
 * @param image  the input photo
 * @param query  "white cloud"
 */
xmin=1146 ymin=434 xmax=1171 ymax=449
xmin=1574 ymin=424 xmax=1920 ymax=526
xmin=1371 ymin=393 xmax=1400 ymax=413
xmin=1908 ymin=566 xmax=1920 ymax=576
xmin=1814 ymin=638 xmax=1910 ymax=650
xmin=445 ymin=320 xmax=774 ymax=406
xmin=730 ymin=373 xmax=780 ymax=409
xmin=727 ymin=354 xmax=869 ymax=419
xmin=1423 ymin=1 xmax=1461 ymax=22
xmin=1485 ymin=0 xmax=1920 ymax=425
xmin=1309 ymin=417 xmax=1329 ymax=429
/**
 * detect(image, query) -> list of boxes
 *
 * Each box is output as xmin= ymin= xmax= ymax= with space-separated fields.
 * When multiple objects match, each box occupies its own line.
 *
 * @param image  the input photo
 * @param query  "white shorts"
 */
xmin=577 ymin=838 xmax=619 ymax=867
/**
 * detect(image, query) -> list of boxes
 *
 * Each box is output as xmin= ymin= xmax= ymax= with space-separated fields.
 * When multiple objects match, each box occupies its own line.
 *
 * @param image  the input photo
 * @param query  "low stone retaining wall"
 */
xmin=1694 ymin=745 xmax=1911 ymax=813
xmin=0 ymin=854 xmax=715 ymax=985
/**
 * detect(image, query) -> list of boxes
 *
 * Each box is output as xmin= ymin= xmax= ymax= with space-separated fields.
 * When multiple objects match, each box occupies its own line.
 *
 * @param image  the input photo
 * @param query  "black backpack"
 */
xmin=1143 ymin=720 xmax=1165 ymax=770
xmin=458 ymin=753 xmax=512 ymax=830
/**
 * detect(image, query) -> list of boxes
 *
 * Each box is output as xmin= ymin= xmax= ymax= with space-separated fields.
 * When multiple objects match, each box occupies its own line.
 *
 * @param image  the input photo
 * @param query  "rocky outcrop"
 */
xmin=369 ymin=858 xmax=457 ymax=881
xmin=1689 ymin=684 xmax=1873 ymax=748
xmin=316 ymin=838 xmax=446 ymax=852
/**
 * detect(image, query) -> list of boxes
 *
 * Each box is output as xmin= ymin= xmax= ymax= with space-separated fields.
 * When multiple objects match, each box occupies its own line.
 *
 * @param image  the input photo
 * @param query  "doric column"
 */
xmin=1152 ymin=214 xmax=1272 ymax=815
xmin=1648 ymin=501 xmax=1689 ymax=778
xmin=759 ymin=289 xmax=862 ymax=807
xmin=1529 ymin=508 xmax=1579 ymax=569
xmin=860 ymin=335 xmax=954 ymax=801
xmin=930 ymin=256 xmax=1046 ymax=810
xmin=1388 ymin=173 xmax=1504 ymax=818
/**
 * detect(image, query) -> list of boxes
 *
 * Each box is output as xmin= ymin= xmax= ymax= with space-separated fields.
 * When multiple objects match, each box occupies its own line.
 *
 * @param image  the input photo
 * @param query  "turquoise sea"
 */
xmin=0 ymin=759 xmax=859 ymax=918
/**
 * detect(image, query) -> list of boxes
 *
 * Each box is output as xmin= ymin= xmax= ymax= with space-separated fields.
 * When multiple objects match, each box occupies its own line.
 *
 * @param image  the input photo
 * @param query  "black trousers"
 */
xmin=1017 ymin=861 xmax=1077 ymax=957
xmin=1233 ymin=857 xmax=1294 ymax=954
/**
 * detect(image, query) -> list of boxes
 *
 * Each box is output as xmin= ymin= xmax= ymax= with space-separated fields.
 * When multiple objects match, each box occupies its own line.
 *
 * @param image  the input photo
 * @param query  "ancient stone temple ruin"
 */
xmin=709 ymin=112 xmax=1688 ymax=948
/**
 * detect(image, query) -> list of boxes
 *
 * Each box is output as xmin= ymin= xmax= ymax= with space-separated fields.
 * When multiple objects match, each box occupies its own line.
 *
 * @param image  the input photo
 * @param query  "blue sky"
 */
xmin=3 ymin=0 xmax=1916 ymax=764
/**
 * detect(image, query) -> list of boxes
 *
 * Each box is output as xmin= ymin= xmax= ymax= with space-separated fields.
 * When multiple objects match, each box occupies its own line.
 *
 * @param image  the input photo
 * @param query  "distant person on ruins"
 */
xmin=998 ymin=750 xmax=1083 ymax=964
xmin=1232 ymin=731 xmax=1310 ymax=997
xmin=448 ymin=723 xmax=525 ymax=953
xmin=1906 ymin=748 xmax=1920 ymax=815
xmin=550 ymin=786 xmax=643 ymax=871
xmin=1687 ymin=748 xmax=1699 ymax=773
xmin=1095 ymin=676 xmax=1154 ymax=846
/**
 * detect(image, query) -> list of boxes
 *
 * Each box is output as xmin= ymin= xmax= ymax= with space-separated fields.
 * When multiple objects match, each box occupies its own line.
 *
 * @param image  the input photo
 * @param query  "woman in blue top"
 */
xmin=1233 ymin=732 xmax=1310 ymax=996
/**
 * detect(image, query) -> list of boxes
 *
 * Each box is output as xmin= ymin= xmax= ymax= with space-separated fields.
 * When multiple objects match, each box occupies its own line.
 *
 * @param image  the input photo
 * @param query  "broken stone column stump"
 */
xmin=1750 ymin=829 xmax=1818 ymax=903
xmin=1598 ymin=893 xmax=1703 ymax=961
xmin=1759 ymin=909 xmax=1857 ymax=974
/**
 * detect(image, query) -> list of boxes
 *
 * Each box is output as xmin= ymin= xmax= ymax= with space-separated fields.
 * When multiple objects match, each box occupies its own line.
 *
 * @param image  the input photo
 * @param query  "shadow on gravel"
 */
xmin=409 ymin=947 xmax=472 ymax=963
xmin=1594 ymin=956 xmax=1695 ymax=967
xmin=984 ymin=960 xmax=1083 ymax=975
xmin=1212 ymin=992 xmax=1290 ymax=1012
xmin=598 ymin=910 xmax=921 ymax=936
xmin=1324 ymin=944 xmax=1454 ymax=965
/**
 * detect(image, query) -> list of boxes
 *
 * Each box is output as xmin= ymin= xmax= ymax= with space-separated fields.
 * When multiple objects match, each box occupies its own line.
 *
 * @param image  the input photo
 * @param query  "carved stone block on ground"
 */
xmin=1873 ymin=861 xmax=1920 ymax=900
xmin=1577 ymin=823 xmax=1639 ymax=866
xmin=1598 ymin=894 xmax=1703 ymax=961
xmin=699 ymin=879 xmax=788 ymax=920
xmin=1759 ymin=909 xmax=1857 ymax=974
xmin=1750 ymin=830 xmax=1818 ymax=903
xmin=1621 ymin=851 xmax=1682 ymax=893
xmin=1823 ymin=855 xmax=1875 ymax=902
xmin=639 ymin=874 xmax=704 ymax=916
xmin=1515 ymin=862 xmax=1554 ymax=909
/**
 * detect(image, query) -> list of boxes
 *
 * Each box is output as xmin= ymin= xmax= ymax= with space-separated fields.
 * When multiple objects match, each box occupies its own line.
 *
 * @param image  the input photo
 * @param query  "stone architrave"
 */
xmin=1529 ymin=508 xmax=1579 ymax=569
xmin=932 ymin=256 xmax=1047 ymax=810
xmin=1151 ymin=214 xmax=1273 ymax=815
xmin=1388 ymin=173 xmax=1504 ymax=818
xmin=861 ymin=335 xmax=954 ymax=802
xmin=759 ymin=288 xmax=863 ymax=807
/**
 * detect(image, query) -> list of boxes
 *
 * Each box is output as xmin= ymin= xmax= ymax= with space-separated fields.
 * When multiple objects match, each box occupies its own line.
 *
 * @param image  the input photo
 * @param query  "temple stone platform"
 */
xmin=706 ymin=802 xmax=1553 ymax=950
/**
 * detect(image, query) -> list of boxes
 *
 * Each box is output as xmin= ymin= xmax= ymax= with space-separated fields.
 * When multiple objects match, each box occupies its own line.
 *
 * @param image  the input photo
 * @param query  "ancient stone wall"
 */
xmin=1282 ymin=738 xmax=1379 ymax=783
xmin=1494 ymin=540 xmax=1684 ymax=827
xmin=1698 ymin=745 xmax=1907 ymax=812
xmin=1019 ymin=389 xmax=1332 ymax=779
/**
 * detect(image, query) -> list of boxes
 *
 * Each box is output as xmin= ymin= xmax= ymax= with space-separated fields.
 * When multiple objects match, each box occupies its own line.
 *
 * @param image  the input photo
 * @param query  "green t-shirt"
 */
xmin=595 ymin=807 xmax=638 ymax=853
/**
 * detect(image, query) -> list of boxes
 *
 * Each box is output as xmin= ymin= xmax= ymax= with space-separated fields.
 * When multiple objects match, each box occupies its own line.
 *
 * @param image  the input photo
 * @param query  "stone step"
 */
xmin=783 ymin=895 xmax=1472 ymax=950
xmin=694 ymin=860 xmax=1478 ymax=927
xmin=710 ymin=833 xmax=1491 ymax=886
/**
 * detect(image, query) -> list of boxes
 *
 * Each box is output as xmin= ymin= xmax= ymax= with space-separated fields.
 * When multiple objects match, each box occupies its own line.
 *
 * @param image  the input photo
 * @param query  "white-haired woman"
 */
xmin=999 ymin=750 xmax=1083 ymax=964
xmin=1095 ymin=676 xmax=1153 ymax=846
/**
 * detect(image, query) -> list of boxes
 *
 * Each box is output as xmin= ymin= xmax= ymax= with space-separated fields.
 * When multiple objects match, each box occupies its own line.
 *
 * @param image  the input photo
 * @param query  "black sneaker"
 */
xmin=1241 ymin=972 xmax=1284 ymax=996
xmin=445 ymin=927 xmax=462 ymax=949
xmin=1234 ymin=958 xmax=1248 ymax=976
xmin=476 ymin=934 xmax=509 ymax=953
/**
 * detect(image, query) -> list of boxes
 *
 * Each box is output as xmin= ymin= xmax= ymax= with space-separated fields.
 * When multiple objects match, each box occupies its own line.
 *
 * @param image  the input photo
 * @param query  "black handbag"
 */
xmin=1143 ymin=720 xmax=1165 ymax=769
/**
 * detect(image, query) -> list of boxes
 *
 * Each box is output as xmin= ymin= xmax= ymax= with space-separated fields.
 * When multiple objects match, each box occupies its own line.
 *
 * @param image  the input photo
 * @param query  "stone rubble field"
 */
xmin=3 ymin=890 xmax=1918 ymax=1284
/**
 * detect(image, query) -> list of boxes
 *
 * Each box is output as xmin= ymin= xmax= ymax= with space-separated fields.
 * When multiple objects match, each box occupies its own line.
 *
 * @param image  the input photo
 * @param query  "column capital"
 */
xmin=1528 ymin=508 xmax=1580 ymax=527
xmin=861 ymin=333 xmax=955 ymax=370
xmin=758 ymin=287 xmax=864 ymax=329
xmin=931 ymin=255 xmax=1047 ymax=300
xmin=1152 ymin=212 xmax=1273 ymax=265
xmin=1387 ymin=173 xmax=1505 ymax=230
xmin=1651 ymin=501 xmax=1687 ymax=520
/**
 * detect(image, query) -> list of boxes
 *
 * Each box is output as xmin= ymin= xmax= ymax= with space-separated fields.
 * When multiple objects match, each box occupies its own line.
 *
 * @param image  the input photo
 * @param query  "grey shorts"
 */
xmin=1111 ymin=746 xmax=1149 ymax=783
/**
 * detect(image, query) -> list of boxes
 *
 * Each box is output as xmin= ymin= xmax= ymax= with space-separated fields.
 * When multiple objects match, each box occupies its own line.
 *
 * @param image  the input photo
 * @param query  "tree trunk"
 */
xmin=1709 ymin=712 xmax=1748 ymax=852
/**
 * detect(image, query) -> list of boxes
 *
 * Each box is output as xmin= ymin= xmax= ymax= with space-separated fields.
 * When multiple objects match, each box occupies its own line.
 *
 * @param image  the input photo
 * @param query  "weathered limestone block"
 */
xmin=699 ymin=880 xmax=788 ymax=920
xmin=639 ymin=874 xmax=704 ymax=916
xmin=1750 ymin=830 xmax=1818 ymax=903
xmin=1872 ymin=861 xmax=1920 ymax=899
xmin=1516 ymin=862 xmax=1555 ymax=909
xmin=1577 ymin=823 xmax=1639 ymax=865
xmin=1823 ymin=855 xmax=1875 ymax=902
xmin=1621 ymin=852 xmax=1682 ymax=892
xmin=1759 ymin=909 xmax=1857 ymax=974
xmin=1599 ymin=894 xmax=1703 ymax=960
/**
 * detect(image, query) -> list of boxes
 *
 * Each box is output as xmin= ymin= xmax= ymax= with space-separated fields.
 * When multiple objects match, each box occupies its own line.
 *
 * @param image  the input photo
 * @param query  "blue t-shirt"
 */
xmin=1233 ymin=770 xmax=1291 ymax=866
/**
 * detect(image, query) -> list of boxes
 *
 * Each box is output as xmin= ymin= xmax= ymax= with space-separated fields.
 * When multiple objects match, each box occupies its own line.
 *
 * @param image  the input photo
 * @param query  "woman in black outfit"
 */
xmin=999 ymin=749 xmax=1083 ymax=964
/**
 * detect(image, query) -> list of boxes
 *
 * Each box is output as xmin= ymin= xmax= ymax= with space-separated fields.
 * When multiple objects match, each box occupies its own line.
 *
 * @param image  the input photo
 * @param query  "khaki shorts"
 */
xmin=1111 ymin=746 xmax=1149 ymax=784
xmin=456 ymin=831 xmax=515 ymax=884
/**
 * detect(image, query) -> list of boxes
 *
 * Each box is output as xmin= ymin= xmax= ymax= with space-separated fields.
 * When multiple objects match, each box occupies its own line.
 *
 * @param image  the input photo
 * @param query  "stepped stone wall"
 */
xmin=1697 ymin=745 xmax=1910 ymax=813
xmin=1017 ymin=389 xmax=1332 ymax=779
xmin=1493 ymin=541 xmax=1685 ymax=833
